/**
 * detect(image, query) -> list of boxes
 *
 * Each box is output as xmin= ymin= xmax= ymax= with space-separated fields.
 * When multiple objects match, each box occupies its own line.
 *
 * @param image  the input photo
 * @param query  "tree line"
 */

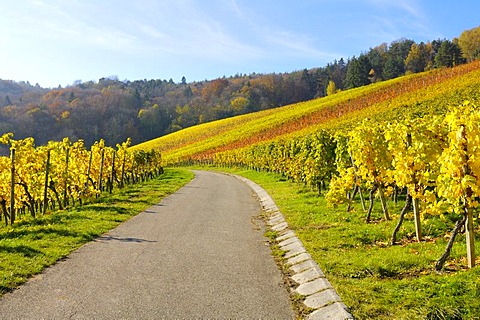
xmin=0 ymin=26 xmax=478 ymax=149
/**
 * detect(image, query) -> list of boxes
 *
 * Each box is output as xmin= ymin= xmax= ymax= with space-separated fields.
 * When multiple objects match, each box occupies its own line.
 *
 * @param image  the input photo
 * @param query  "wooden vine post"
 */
xmin=120 ymin=152 xmax=126 ymax=188
xmin=377 ymin=184 xmax=390 ymax=220
xmin=63 ymin=147 xmax=70 ymax=208
xmin=465 ymin=201 xmax=475 ymax=268
xmin=98 ymin=148 xmax=105 ymax=192
xmin=348 ymin=151 xmax=366 ymax=211
xmin=406 ymin=133 xmax=422 ymax=242
xmin=109 ymin=151 xmax=116 ymax=194
xmin=461 ymin=125 xmax=475 ymax=268
xmin=85 ymin=150 xmax=93 ymax=190
xmin=10 ymin=149 xmax=15 ymax=225
xmin=43 ymin=150 xmax=51 ymax=215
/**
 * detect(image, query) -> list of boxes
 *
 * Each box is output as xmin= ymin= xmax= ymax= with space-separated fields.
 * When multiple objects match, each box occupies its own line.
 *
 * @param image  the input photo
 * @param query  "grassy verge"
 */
xmin=0 ymin=168 xmax=194 ymax=296
xmin=203 ymin=166 xmax=480 ymax=319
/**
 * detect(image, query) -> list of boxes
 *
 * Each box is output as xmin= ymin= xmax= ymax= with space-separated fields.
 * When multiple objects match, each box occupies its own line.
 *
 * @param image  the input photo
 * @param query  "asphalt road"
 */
xmin=0 ymin=170 xmax=294 ymax=319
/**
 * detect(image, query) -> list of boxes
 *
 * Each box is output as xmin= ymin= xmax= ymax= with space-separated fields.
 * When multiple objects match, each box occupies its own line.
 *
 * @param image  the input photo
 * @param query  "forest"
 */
xmin=0 ymin=26 xmax=478 ymax=148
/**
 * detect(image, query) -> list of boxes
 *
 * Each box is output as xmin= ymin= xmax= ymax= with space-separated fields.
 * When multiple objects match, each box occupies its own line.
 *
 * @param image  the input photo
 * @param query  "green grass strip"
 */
xmin=0 ymin=168 xmax=194 ymax=296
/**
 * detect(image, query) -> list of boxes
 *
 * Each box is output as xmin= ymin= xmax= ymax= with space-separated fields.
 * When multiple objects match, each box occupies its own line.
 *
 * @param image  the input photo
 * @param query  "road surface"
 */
xmin=0 ymin=170 xmax=294 ymax=319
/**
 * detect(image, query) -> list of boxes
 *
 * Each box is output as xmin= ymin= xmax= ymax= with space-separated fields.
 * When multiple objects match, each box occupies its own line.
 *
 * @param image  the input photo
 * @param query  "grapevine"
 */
xmin=0 ymin=134 xmax=162 ymax=225
xmin=434 ymin=101 xmax=480 ymax=269
xmin=385 ymin=116 xmax=447 ymax=243
xmin=211 ymin=101 xmax=479 ymax=270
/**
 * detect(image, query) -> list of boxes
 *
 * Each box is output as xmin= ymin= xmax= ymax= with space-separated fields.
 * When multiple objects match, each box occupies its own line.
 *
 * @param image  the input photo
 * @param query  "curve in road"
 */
xmin=0 ymin=170 xmax=294 ymax=319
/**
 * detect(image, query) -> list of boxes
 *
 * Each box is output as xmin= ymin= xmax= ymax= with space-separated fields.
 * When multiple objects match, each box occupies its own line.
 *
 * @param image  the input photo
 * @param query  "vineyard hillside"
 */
xmin=130 ymin=61 xmax=480 ymax=318
xmin=132 ymin=61 xmax=480 ymax=163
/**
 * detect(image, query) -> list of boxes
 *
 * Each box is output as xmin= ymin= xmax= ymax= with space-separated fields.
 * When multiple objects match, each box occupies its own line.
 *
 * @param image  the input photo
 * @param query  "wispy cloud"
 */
xmin=180 ymin=20 xmax=264 ymax=60
xmin=362 ymin=0 xmax=438 ymax=40
xmin=91 ymin=28 xmax=137 ymax=51
xmin=125 ymin=0 xmax=265 ymax=60
xmin=0 ymin=1 xmax=140 ymax=54
xmin=263 ymin=30 xmax=339 ymax=60
xmin=223 ymin=0 xmax=340 ymax=62
xmin=12 ymin=0 xmax=335 ymax=63
xmin=140 ymin=25 xmax=165 ymax=39
xmin=365 ymin=0 xmax=423 ymax=17
xmin=229 ymin=0 xmax=246 ymax=20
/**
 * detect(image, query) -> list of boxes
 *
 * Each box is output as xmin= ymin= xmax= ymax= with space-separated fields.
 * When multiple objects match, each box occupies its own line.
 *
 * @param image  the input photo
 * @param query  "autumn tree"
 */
xmin=458 ymin=26 xmax=480 ymax=62
xmin=138 ymin=104 xmax=171 ymax=140
xmin=326 ymin=81 xmax=338 ymax=96
xmin=201 ymin=78 xmax=229 ymax=102
xmin=230 ymin=96 xmax=249 ymax=115
xmin=405 ymin=42 xmax=430 ymax=73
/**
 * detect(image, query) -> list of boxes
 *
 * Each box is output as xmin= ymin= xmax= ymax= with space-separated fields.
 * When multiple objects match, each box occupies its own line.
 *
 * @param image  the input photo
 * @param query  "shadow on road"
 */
xmin=96 ymin=236 xmax=157 ymax=243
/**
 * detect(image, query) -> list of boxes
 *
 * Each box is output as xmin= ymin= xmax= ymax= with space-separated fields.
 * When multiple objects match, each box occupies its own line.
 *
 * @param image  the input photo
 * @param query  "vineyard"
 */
xmin=138 ymin=62 xmax=480 ymax=270
xmin=134 ymin=61 xmax=480 ymax=164
xmin=215 ymin=101 xmax=480 ymax=270
xmin=132 ymin=61 xmax=480 ymax=317
xmin=0 ymin=134 xmax=162 ymax=225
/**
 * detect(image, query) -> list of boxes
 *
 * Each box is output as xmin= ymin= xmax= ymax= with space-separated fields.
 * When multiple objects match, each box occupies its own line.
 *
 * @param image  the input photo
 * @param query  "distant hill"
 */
xmin=0 ymin=79 xmax=46 ymax=102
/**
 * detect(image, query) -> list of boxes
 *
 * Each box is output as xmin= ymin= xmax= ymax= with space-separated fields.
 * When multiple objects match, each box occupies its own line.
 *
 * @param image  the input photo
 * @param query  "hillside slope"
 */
xmin=133 ymin=61 xmax=480 ymax=164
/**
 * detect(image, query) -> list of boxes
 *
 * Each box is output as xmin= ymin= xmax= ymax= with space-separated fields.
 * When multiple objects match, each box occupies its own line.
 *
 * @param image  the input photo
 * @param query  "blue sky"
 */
xmin=0 ymin=0 xmax=478 ymax=88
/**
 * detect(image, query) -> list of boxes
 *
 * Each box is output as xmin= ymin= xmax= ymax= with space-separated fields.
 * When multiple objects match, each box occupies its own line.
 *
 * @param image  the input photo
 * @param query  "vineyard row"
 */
xmin=0 ymin=135 xmax=162 ymax=226
xmin=213 ymin=101 xmax=479 ymax=271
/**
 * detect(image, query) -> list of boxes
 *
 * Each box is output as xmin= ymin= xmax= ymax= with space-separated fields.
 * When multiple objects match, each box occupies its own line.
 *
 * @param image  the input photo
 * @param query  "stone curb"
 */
xmin=233 ymin=174 xmax=354 ymax=320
